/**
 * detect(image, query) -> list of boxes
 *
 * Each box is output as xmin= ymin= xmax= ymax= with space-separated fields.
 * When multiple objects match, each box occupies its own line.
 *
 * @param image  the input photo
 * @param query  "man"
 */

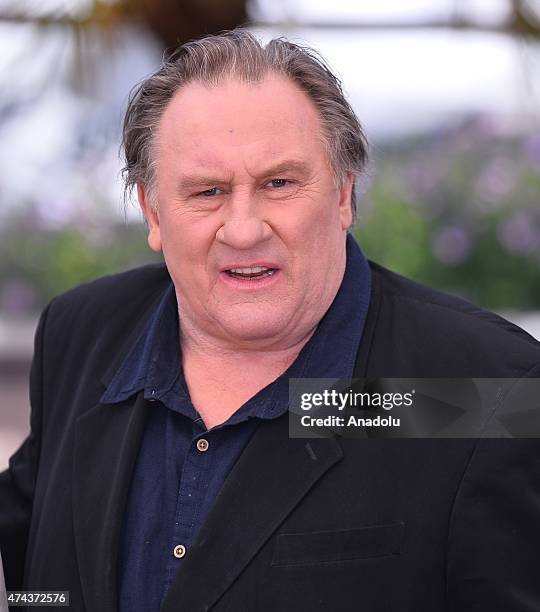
xmin=1 ymin=29 xmax=540 ymax=612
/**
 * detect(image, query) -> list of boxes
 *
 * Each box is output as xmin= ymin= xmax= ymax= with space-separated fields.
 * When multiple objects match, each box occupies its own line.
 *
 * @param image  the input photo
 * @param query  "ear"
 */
xmin=137 ymin=184 xmax=162 ymax=252
xmin=338 ymin=173 xmax=354 ymax=230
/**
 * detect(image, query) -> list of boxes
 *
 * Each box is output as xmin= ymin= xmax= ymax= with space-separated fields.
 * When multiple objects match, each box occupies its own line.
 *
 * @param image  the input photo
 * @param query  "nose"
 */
xmin=215 ymin=211 xmax=272 ymax=250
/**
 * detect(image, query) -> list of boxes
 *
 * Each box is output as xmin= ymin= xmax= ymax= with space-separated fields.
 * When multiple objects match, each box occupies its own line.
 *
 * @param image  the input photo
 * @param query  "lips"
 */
xmin=220 ymin=262 xmax=280 ymax=281
xmin=226 ymin=266 xmax=277 ymax=280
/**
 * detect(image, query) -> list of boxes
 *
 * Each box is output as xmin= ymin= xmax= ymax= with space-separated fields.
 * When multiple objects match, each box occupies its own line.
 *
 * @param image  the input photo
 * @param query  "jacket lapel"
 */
xmin=72 ymin=392 xmax=149 ymax=612
xmin=161 ymin=414 xmax=343 ymax=612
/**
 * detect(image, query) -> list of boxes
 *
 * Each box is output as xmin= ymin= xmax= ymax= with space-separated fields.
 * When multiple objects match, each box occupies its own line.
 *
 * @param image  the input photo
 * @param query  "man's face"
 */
xmin=140 ymin=73 xmax=353 ymax=350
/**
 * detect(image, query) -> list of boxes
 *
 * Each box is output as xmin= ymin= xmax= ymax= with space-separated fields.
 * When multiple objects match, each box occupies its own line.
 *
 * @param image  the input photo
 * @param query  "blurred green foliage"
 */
xmin=355 ymin=118 xmax=540 ymax=310
xmin=0 ymin=215 xmax=161 ymax=315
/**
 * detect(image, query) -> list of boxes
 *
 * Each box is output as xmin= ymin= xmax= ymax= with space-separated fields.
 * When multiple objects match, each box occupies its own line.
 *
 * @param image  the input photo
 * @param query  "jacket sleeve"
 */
xmin=446 ymin=362 xmax=540 ymax=611
xmin=0 ymin=302 xmax=51 ymax=590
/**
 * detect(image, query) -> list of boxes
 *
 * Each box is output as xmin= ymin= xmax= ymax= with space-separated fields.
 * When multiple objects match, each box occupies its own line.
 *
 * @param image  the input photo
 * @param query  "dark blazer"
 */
xmin=1 ymin=261 xmax=540 ymax=611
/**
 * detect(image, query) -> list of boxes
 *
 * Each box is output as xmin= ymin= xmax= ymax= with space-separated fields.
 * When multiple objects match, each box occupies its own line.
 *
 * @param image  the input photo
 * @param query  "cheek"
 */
xmin=159 ymin=214 xmax=218 ymax=266
xmin=285 ymin=195 xmax=342 ymax=246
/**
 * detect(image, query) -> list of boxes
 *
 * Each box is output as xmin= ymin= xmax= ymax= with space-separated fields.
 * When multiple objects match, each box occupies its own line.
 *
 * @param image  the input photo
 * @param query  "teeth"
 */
xmin=226 ymin=268 xmax=277 ymax=279
xmin=229 ymin=266 xmax=270 ymax=274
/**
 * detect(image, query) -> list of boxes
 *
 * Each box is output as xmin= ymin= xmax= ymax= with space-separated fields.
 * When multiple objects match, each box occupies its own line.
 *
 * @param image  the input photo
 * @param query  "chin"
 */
xmin=219 ymin=310 xmax=291 ymax=344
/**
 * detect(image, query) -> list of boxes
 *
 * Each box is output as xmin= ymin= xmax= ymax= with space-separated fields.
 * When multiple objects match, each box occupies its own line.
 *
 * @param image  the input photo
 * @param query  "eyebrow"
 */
xmin=175 ymin=159 xmax=312 ymax=192
xmin=258 ymin=159 xmax=312 ymax=178
xmin=176 ymin=175 xmax=230 ymax=192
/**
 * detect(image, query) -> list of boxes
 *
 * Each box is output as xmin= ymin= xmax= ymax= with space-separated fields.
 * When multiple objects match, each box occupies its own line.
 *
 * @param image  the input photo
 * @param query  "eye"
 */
xmin=266 ymin=178 xmax=290 ymax=188
xmin=197 ymin=187 xmax=223 ymax=197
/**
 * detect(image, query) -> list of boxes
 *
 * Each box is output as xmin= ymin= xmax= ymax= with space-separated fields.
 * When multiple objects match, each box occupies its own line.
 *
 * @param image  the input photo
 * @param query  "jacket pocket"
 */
xmin=271 ymin=521 xmax=405 ymax=566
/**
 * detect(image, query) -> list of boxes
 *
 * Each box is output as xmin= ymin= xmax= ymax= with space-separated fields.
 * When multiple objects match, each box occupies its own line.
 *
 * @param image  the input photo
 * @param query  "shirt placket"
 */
xmin=164 ymin=420 xmax=218 ymax=590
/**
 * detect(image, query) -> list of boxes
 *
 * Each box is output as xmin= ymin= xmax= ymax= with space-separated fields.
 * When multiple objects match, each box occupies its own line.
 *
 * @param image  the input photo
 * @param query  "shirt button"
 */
xmin=196 ymin=438 xmax=209 ymax=452
xmin=173 ymin=544 xmax=186 ymax=559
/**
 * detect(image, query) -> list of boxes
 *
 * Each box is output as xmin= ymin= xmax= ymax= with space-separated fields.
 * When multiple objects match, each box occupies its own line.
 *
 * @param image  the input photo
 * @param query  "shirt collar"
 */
xmin=101 ymin=233 xmax=371 ymax=420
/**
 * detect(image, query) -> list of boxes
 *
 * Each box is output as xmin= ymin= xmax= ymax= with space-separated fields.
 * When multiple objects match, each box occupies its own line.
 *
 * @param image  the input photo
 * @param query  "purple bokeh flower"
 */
xmin=0 ymin=279 xmax=36 ymax=317
xmin=431 ymin=225 xmax=472 ymax=266
xmin=522 ymin=134 xmax=540 ymax=169
xmin=497 ymin=209 xmax=540 ymax=255
xmin=474 ymin=157 xmax=516 ymax=207
xmin=402 ymin=156 xmax=447 ymax=202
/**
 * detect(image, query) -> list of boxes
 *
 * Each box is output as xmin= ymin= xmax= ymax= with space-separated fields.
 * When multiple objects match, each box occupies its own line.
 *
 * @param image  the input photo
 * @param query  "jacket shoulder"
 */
xmin=49 ymin=263 xmax=169 ymax=313
xmin=42 ymin=263 xmax=170 ymax=346
xmin=366 ymin=261 xmax=540 ymax=377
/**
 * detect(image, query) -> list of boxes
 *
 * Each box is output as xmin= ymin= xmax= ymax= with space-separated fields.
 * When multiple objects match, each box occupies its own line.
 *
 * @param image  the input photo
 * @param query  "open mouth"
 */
xmin=224 ymin=266 xmax=278 ymax=280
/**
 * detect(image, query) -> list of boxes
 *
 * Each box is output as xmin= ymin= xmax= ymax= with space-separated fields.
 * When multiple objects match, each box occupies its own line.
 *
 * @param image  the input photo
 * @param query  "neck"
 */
xmin=179 ymin=324 xmax=316 ymax=429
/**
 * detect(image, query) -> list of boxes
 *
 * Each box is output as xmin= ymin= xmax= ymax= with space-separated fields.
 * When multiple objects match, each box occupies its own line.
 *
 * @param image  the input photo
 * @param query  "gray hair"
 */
xmin=121 ymin=29 xmax=368 ymax=219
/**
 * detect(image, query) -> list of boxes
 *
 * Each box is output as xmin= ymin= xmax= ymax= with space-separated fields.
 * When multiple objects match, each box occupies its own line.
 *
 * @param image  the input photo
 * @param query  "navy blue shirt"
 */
xmin=101 ymin=234 xmax=371 ymax=611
